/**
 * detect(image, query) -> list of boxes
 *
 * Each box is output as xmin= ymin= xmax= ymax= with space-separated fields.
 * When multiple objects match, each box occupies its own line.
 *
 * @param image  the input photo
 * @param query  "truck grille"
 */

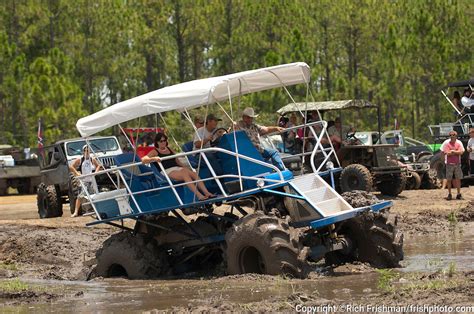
xmin=99 ymin=156 xmax=116 ymax=168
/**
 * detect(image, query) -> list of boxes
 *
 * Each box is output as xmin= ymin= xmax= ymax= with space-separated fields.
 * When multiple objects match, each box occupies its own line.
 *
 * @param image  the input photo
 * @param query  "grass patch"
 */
xmin=447 ymin=211 xmax=458 ymax=224
xmin=0 ymin=262 xmax=18 ymax=271
xmin=376 ymin=269 xmax=400 ymax=292
xmin=0 ymin=279 xmax=29 ymax=292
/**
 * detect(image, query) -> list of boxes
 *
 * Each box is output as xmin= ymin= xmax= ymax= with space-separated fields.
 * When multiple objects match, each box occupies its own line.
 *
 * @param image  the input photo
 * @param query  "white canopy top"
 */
xmin=76 ymin=62 xmax=310 ymax=137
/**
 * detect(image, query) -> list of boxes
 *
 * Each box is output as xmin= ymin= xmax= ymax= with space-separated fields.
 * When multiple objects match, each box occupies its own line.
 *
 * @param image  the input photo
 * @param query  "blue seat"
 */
xmin=181 ymin=141 xmax=199 ymax=168
xmin=216 ymin=131 xmax=282 ymax=190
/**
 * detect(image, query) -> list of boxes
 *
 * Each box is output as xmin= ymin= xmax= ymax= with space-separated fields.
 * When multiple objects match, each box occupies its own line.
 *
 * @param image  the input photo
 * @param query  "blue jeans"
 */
xmin=262 ymin=147 xmax=285 ymax=171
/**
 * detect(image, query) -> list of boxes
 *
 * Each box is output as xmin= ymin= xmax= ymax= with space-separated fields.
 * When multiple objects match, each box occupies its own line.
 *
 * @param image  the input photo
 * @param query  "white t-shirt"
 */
xmin=467 ymin=138 xmax=474 ymax=160
xmin=81 ymin=158 xmax=93 ymax=182
xmin=193 ymin=126 xmax=214 ymax=150
xmin=461 ymin=96 xmax=474 ymax=107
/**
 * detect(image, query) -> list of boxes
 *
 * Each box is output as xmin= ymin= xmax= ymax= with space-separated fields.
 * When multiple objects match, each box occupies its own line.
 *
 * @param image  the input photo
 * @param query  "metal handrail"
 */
xmin=76 ymin=145 xmax=287 ymax=217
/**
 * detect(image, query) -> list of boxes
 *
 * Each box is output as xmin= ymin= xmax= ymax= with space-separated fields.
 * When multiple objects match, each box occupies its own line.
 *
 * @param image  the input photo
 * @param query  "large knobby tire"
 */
xmin=326 ymin=210 xmax=403 ymax=268
xmin=225 ymin=212 xmax=309 ymax=278
xmin=95 ymin=232 xmax=168 ymax=279
xmin=68 ymin=174 xmax=81 ymax=215
xmin=340 ymin=164 xmax=373 ymax=193
xmin=405 ymin=171 xmax=421 ymax=190
xmin=377 ymin=172 xmax=406 ymax=196
xmin=37 ymin=183 xmax=62 ymax=218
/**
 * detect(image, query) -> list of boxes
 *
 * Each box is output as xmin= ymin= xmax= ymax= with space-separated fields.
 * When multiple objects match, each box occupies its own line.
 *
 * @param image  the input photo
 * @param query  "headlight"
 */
xmin=256 ymin=179 xmax=265 ymax=188
xmin=326 ymin=161 xmax=334 ymax=169
xmin=290 ymin=162 xmax=299 ymax=169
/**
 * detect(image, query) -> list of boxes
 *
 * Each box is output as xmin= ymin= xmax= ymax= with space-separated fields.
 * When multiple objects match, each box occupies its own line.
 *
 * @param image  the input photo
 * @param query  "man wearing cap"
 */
xmin=235 ymin=107 xmax=286 ymax=170
xmin=193 ymin=114 xmax=223 ymax=175
xmin=69 ymin=145 xmax=102 ymax=217
xmin=440 ymin=130 xmax=464 ymax=200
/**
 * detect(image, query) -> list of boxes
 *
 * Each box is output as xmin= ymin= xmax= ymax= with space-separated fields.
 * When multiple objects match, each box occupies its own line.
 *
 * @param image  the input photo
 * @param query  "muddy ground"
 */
xmin=0 ymin=189 xmax=473 ymax=311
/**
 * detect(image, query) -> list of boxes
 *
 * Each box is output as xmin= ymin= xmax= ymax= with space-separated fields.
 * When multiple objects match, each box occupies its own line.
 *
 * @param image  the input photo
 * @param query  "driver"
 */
xmin=192 ymin=114 xmax=224 ymax=175
xmin=327 ymin=117 xmax=353 ymax=147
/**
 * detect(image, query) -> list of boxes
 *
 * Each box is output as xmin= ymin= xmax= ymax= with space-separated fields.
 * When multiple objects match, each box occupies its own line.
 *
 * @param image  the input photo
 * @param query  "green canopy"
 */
xmin=277 ymin=99 xmax=377 ymax=115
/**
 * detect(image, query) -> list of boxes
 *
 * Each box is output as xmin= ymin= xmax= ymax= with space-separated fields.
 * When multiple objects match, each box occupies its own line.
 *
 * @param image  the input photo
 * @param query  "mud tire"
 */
xmin=325 ymin=211 xmax=403 ymax=268
xmin=377 ymin=172 xmax=406 ymax=196
xmin=95 ymin=232 xmax=168 ymax=279
xmin=37 ymin=183 xmax=62 ymax=218
xmin=225 ymin=212 xmax=308 ymax=278
xmin=405 ymin=171 xmax=421 ymax=190
xmin=340 ymin=164 xmax=373 ymax=193
xmin=68 ymin=174 xmax=82 ymax=215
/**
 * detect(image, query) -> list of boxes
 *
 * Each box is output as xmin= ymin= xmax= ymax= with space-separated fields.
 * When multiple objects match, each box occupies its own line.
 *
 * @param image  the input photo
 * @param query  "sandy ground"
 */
xmin=0 ymin=188 xmax=473 ymax=310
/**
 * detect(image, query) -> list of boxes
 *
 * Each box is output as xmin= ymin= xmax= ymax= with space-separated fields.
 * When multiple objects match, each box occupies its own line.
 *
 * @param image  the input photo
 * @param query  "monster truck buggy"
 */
xmin=75 ymin=63 xmax=403 ymax=279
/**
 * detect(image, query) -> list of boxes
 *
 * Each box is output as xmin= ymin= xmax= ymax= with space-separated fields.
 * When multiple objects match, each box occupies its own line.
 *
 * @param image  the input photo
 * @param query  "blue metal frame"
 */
xmin=303 ymin=200 xmax=392 ymax=229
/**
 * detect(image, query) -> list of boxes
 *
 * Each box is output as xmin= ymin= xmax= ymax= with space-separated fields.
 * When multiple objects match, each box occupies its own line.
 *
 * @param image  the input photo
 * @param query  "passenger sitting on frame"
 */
xmin=142 ymin=132 xmax=215 ymax=201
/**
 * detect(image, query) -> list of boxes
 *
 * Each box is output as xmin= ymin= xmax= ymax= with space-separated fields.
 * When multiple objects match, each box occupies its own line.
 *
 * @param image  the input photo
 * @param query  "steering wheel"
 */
xmin=343 ymin=131 xmax=362 ymax=145
xmin=210 ymin=127 xmax=228 ymax=146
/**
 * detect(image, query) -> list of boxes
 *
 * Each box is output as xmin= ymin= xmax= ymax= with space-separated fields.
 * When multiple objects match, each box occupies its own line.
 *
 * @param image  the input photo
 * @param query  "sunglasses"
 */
xmin=449 ymin=134 xmax=456 ymax=137
xmin=159 ymin=139 xmax=168 ymax=143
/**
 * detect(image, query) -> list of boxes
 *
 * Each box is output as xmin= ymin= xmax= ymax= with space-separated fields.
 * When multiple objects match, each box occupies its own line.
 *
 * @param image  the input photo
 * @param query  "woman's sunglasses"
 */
xmin=159 ymin=139 xmax=168 ymax=143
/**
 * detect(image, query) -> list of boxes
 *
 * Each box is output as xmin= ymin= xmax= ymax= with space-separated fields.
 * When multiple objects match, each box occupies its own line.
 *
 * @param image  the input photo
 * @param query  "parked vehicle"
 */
xmin=36 ymin=136 xmax=122 ymax=218
xmin=74 ymin=63 xmax=403 ymax=279
xmin=354 ymin=130 xmax=437 ymax=189
xmin=0 ymin=145 xmax=41 ymax=196
xmin=277 ymin=100 xmax=407 ymax=196
xmin=428 ymin=79 xmax=474 ymax=183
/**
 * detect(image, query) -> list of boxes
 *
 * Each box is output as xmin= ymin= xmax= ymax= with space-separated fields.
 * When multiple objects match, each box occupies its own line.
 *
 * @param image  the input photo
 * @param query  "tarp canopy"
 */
xmin=76 ymin=62 xmax=310 ymax=137
xmin=446 ymin=79 xmax=474 ymax=88
xmin=277 ymin=99 xmax=377 ymax=115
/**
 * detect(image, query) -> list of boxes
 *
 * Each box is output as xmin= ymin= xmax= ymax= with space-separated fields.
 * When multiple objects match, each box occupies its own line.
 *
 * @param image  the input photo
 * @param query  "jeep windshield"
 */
xmin=66 ymin=138 xmax=119 ymax=157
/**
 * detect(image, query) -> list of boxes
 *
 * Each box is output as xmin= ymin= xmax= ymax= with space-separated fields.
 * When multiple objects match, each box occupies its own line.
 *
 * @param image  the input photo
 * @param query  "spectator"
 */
xmin=461 ymin=88 xmax=474 ymax=110
xmin=467 ymin=128 xmax=474 ymax=176
xmin=192 ymin=114 xmax=223 ymax=175
xmin=234 ymin=107 xmax=285 ymax=170
xmin=440 ymin=130 xmax=464 ymax=200
xmin=452 ymin=91 xmax=463 ymax=114
xmin=69 ymin=145 xmax=102 ymax=217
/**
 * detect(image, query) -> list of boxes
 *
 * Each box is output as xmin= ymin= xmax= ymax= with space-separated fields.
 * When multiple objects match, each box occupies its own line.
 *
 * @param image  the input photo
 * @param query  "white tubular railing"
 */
xmin=263 ymin=120 xmax=341 ymax=173
xmin=76 ymin=146 xmax=286 ymax=217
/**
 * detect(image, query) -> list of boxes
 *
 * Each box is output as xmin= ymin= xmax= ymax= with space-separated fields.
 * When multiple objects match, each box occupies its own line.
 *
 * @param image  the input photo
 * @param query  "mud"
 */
xmin=1 ymin=189 xmax=474 ymax=311
xmin=0 ymin=224 xmax=111 ymax=281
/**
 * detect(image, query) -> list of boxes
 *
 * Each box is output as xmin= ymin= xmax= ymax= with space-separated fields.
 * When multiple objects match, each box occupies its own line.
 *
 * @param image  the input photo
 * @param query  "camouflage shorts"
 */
xmin=446 ymin=164 xmax=462 ymax=180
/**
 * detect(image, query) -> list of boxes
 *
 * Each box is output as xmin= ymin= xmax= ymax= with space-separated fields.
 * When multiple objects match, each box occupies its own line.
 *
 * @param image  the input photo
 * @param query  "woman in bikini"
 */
xmin=142 ymin=132 xmax=215 ymax=201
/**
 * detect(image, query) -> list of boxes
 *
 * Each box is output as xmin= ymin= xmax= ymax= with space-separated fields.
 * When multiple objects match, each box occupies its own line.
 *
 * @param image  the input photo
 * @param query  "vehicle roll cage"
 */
xmin=77 ymin=120 xmax=338 ymax=226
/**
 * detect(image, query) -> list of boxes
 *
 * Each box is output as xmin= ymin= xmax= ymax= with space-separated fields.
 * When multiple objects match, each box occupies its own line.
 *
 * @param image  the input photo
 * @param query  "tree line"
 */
xmin=0 ymin=0 xmax=472 ymax=147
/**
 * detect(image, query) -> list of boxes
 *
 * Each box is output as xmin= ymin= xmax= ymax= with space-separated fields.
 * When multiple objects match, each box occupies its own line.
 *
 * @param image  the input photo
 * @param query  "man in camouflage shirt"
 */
xmin=235 ymin=107 xmax=285 ymax=170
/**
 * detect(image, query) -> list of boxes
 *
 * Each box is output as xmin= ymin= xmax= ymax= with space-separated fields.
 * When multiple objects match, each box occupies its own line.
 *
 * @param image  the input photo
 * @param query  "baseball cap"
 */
xmin=242 ymin=107 xmax=259 ymax=118
xmin=205 ymin=113 xmax=222 ymax=122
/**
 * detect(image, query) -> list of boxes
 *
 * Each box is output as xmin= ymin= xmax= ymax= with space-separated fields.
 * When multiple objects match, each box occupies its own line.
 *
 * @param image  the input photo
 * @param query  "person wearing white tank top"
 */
xmin=69 ymin=145 xmax=102 ymax=217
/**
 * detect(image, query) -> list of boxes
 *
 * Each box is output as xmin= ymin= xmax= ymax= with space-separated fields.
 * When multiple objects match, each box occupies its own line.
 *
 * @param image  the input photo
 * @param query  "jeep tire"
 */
xmin=37 ymin=183 xmax=62 ymax=218
xmin=340 ymin=164 xmax=373 ymax=193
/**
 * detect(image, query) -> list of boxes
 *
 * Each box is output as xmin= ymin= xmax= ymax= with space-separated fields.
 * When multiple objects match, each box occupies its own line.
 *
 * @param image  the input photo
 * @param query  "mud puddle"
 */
xmin=401 ymin=227 xmax=474 ymax=273
xmin=1 ymin=273 xmax=381 ymax=312
xmin=3 ymin=227 xmax=474 ymax=312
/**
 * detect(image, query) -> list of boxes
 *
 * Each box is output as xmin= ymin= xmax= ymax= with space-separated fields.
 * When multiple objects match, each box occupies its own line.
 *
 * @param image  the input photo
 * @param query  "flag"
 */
xmin=37 ymin=118 xmax=43 ymax=152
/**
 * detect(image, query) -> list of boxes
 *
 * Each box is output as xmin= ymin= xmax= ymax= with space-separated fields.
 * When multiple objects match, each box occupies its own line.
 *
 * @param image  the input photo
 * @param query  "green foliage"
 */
xmin=0 ymin=279 xmax=29 ymax=292
xmin=0 ymin=0 xmax=473 ymax=146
